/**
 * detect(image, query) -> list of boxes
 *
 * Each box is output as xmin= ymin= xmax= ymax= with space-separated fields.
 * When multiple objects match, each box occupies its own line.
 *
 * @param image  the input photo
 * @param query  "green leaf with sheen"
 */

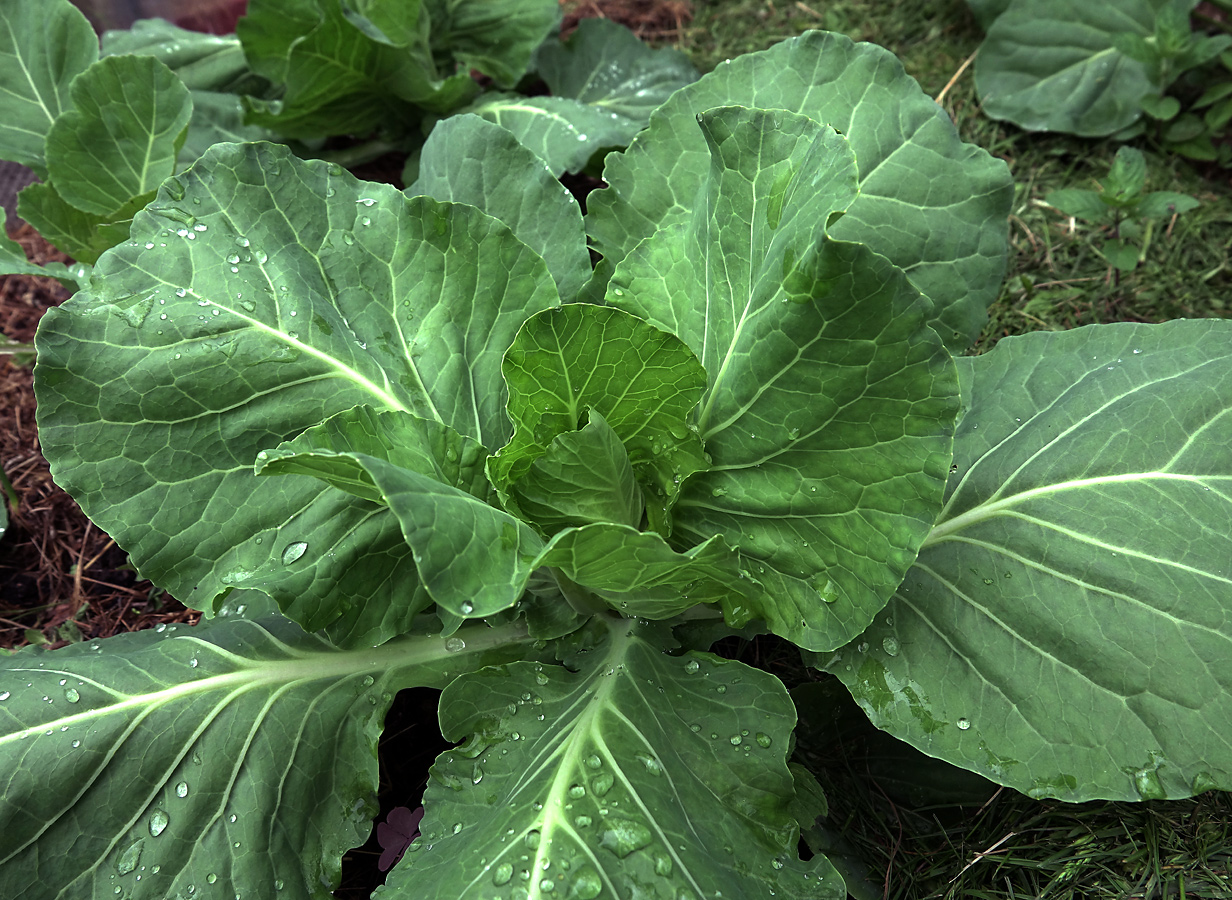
xmin=101 ymin=19 xmax=268 ymax=94
xmin=0 ymin=0 xmax=98 ymax=176
xmin=352 ymin=453 xmax=547 ymax=619
xmin=408 ymin=114 xmax=590 ymax=300
xmin=0 ymin=611 xmax=533 ymax=900
xmin=493 ymin=303 xmax=708 ymax=517
xmin=826 ymin=320 xmax=1232 ymax=801
xmin=377 ymin=626 xmax=845 ymax=899
xmin=451 ymin=92 xmax=626 ymax=176
xmin=611 ymin=106 xmax=959 ymax=652
xmin=974 ymin=0 xmax=1164 ymax=135
xmin=533 ymin=17 xmax=699 ymax=127
xmin=422 ymin=0 xmax=560 ymax=88
xmin=511 ymin=410 xmax=645 ymax=532
xmin=256 ymin=405 xmax=492 ymax=506
xmin=45 ymin=56 xmax=192 ymax=216
xmin=33 ymin=142 xmax=558 ymax=646
xmin=238 ymin=0 xmax=476 ymax=138
xmin=586 ymin=30 xmax=1012 ymax=351
xmin=537 ymin=526 xmax=745 ymax=620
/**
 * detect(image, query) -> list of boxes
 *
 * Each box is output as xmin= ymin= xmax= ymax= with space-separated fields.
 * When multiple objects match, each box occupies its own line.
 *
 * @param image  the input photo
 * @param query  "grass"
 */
xmin=682 ymin=2 xmax=1232 ymax=898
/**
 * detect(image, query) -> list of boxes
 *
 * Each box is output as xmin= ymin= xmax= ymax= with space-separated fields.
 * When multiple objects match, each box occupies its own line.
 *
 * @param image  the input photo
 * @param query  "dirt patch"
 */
xmin=0 ymin=224 xmax=197 ymax=649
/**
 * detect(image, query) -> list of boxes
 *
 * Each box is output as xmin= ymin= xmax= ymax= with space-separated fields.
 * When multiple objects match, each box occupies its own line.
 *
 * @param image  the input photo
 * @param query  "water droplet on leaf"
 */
xmin=598 ymin=818 xmax=652 ymax=858
xmin=444 ymin=637 xmax=466 ymax=653
xmin=148 ymin=809 xmax=169 ymax=837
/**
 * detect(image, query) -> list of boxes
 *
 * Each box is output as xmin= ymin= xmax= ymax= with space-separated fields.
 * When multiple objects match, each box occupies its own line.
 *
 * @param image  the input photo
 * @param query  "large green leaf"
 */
xmin=377 ymin=625 xmax=844 ymax=899
xmin=973 ymin=0 xmax=1164 ymax=135
xmin=423 ymin=0 xmax=560 ymax=88
xmin=34 ymin=142 xmax=558 ymax=646
xmin=610 ymin=106 xmax=959 ymax=652
xmin=0 ymin=605 xmax=533 ymax=900
xmin=586 ymin=30 xmax=1012 ymax=351
xmin=825 ymin=320 xmax=1232 ymax=800
xmin=408 ymin=114 xmax=591 ymax=300
xmin=238 ymin=0 xmax=476 ymax=138
xmin=0 ymin=0 xmax=98 ymax=176
xmin=45 ymin=55 xmax=192 ymax=217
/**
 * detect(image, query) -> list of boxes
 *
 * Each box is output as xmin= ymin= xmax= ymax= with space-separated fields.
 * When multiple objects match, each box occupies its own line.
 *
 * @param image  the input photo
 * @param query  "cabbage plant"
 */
xmin=2 ymin=29 xmax=1231 ymax=900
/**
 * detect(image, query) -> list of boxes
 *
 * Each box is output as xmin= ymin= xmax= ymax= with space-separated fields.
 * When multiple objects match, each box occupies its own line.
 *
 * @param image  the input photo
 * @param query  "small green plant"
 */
xmin=1044 ymin=145 xmax=1199 ymax=271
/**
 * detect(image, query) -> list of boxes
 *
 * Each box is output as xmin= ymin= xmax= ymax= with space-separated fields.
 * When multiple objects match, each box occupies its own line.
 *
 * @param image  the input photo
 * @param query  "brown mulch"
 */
xmin=0 ymin=224 xmax=198 ymax=651
xmin=561 ymin=0 xmax=693 ymax=39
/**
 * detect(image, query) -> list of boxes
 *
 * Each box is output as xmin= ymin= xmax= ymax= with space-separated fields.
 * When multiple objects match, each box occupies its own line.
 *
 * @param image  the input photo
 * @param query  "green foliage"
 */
xmin=2 ymin=17 xmax=1231 ymax=900
xmin=973 ymin=0 xmax=1232 ymax=161
xmin=0 ymin=0 xmax=688 ymax=277
xmin=1045 ymin=146 xmax=1199 ymax=271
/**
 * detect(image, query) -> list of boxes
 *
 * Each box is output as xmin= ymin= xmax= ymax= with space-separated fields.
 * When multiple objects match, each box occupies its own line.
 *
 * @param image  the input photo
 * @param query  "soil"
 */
xmin=0 ymin=3 xmax=698 ymax=897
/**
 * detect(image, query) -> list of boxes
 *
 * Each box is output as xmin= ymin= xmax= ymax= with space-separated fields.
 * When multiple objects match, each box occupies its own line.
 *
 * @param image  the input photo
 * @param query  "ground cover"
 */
xmin=1 ymin=1 xmax=1230 ymax=899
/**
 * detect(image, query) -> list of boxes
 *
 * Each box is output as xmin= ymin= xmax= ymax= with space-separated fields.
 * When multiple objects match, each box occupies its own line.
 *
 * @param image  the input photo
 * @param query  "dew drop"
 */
xmin=361 ymin=675 xmax=374 ymax=687
xmin=881 ymin=637 xmax=899 ymax=657
xmin=175 ymin=782 xmax=189 ymax=798
xmin=0 ymin=691 xmax=8 ymax=701
xmin=956 ymin=718 xmax=971 ymax=731
xmin=281 ymin=541 xmax=308 ymax=565
xmin=574 ymin=815 xmax=593 ymax=828
xmin=568 ymin=784 xmax=586 ymax=799
xmin=71 ymin=739 xmax=81 ymax=748
xmin=572 ymin=867 xmax=602 ymax=899
xmin=598 ymin=818 xmax=652 ymax=858
xmin=493 ymin=863 xmax=513 ymax=886
xmin=64 ymin=688 xmax=80 ymax=703
xmin=585 ymin=755 xmax=602 ymax=769
xmin=189 ymin=658 xmax=198 ymax=668
xmin=444 ymin=637 xmax=466 ymax=653
xmin=206 ymin=874 xmax=217 ymax=885
xmin=729 ymin=735 xmax=742 ymax=746
xmin=148 ymin=809 xmax=169 ymax=837
xmin=654 ymin=854 xmax=673 ymax=876
xmin=683 ymin=659 xmax=700 ymax=674
xmin=591 ymin=772 xmax=614 ymax=796
xmin=754 ymin=732 xmax=772 ymax=748
xmin=459 ymin=601 xmax=474 ymax=615
xmin=116 ymin=840 xmax=143 ymax=875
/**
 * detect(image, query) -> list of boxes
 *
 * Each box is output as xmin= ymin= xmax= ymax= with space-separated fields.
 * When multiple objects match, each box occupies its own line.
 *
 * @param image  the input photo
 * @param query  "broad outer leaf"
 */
xmin=0 ymin=0 xmax=98 ymax=176
xmin=45 ymin=56 xmax=192 ymax=216
xmin=377 ymin=626 xmax=844 ymax=900
xmin=825 ymin=320 xmax=1232 ymax=801
xmin=974 ymin=0 xmax=1163 ymax=136
xmin=101 ymin=19 xmax=263 ymax=94
xmin=34 ymin=142 xmax=558 ymax=646
xmin=493 ymin=303 xmax=708 ymax=513
xmin=0 ymin=611 xmax=533 ymax=900
xmin=409 ymin=114 xmax=591 ymax=300
xmin=612 ymin=107 xmax=959 ymax=652
xmin=586 ymin=30 xmax=1012 ymax=351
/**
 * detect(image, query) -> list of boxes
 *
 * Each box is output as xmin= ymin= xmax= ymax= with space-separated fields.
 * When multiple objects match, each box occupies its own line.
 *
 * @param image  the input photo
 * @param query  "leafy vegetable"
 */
xmin=4 ymin=23 xmax=1231 ymax=900
xmin=825 ymin=319 xmax=1232 ymax=801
